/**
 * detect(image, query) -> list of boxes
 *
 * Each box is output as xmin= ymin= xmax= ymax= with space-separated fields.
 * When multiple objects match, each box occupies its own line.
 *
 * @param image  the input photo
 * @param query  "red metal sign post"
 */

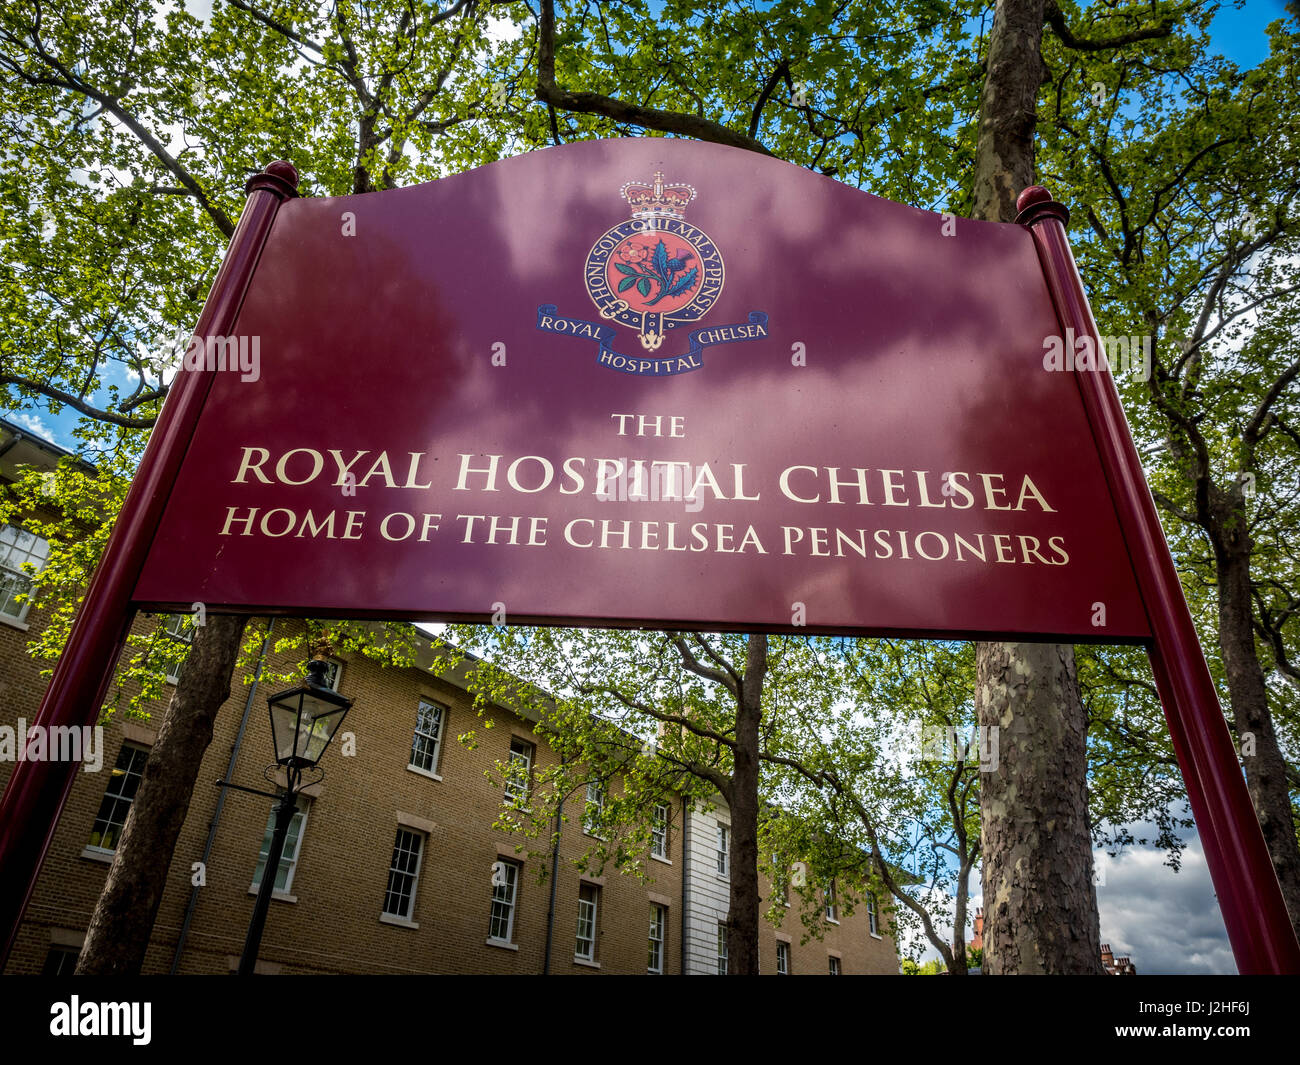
xmin=0 ymin=163 xmax=299 ymax=965
xmin=1017 ymin=185 xmax=1300 ymax=974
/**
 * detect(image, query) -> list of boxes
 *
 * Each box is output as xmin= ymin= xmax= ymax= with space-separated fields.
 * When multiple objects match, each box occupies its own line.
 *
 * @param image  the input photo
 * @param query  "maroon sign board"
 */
xmin=1 ymin=139 xmax=1296 ymax=973
xmin=135 ymin=140 xmax=1145 ymax=638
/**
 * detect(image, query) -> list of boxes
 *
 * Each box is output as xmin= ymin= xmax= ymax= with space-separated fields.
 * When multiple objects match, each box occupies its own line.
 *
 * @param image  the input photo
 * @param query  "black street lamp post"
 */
xmin=218 ymin=655 xmax=352 ymax=976
xmin=240 ymin=777 xmax=300 ymax=976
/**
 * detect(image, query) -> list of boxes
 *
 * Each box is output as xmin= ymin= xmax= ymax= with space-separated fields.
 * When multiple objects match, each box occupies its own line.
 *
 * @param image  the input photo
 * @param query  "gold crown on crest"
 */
xmin=620 ymin=171 xmax=696 ymax=222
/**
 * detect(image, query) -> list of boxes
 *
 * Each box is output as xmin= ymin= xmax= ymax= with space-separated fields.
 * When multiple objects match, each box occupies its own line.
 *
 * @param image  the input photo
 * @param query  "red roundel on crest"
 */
xmin=606 ymin=233 xmax=703 ymax=316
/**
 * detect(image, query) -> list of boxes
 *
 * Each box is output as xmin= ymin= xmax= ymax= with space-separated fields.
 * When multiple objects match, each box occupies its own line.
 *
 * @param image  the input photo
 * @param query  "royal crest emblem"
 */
xmin=537 ymin=172 xmax=769 ymax=376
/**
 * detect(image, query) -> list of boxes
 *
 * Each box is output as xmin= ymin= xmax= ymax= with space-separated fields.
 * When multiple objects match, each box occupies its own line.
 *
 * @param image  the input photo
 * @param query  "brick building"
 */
xmin=0 ymin=417 xmax=899 ymax=975
xmin=1100 ymin=944 xmax=1137 ymax=975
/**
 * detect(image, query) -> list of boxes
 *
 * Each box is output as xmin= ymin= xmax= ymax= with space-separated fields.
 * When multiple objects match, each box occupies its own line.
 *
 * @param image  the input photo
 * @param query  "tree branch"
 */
xmin=1043 ymin=0 xmax=1178 ymax=51
xmin=535 ymin=0 xmax=771 ymax=155
xmin=6 ymin=28 xmax=234 ymax=237
xmin=748 ymin=58 xmax=790 ymax=139
xmin=0 ymin=374 xmax=158 ymax=428
xmin=576 ymin=682 xmax=737 ymax=753
xmin=668 ymin=634 xmax=738 ymax=693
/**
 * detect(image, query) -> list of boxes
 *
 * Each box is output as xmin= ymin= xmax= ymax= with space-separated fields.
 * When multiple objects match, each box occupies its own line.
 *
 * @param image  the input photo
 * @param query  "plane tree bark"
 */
xmin=965 ymin=0 xmax=1179 ymax=973
xmin=968 ymin=0 xmax=1104 ymax=975
xmin=76 ymin=615 xmax=248 ymax=974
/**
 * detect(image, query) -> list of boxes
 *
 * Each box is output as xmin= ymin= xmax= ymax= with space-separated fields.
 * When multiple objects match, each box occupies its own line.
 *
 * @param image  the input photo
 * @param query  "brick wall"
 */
xmin=1 ymin=560 xmax=897 ymax=976
xmin=2 ymin=610 xmax=699 ymax=974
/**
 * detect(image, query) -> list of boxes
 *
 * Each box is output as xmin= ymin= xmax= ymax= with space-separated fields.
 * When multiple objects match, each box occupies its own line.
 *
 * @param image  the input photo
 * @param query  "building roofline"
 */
xmin=0 ymin=414 xmax=98 ymax=476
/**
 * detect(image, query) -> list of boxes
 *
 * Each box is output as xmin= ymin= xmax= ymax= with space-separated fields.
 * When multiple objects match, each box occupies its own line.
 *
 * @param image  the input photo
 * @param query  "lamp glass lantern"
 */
xmin=267 ymin=658 xmax=352 ymax=769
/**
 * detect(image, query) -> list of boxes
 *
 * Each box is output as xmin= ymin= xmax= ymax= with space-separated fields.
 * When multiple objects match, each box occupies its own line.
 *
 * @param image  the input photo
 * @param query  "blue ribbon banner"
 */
xmin=536 ymin=305 xmax=770 ymax=376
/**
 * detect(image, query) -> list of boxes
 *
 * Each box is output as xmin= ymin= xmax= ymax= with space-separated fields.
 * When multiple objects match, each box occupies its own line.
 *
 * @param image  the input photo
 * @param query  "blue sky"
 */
xmin=1212 ymin=0 xmax=1291 ymax=65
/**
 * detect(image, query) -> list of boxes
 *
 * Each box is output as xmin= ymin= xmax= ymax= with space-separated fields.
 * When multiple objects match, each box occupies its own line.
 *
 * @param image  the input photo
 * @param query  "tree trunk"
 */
xmin=76 ymin=614 xmax=248 ymax=975
xmin=970 ymin=0 xmax=1103 ymax=973
xmin=1214 ymin=536 xmax=1300 ymax=939
xmin=970 ymin=0 xmax=1043 ymax=224
xmin=950 ymin=865 xmax=970 ymax=974
xmin=726 ymin=633 xmax=765 ymax=975
xmin=977 ymin=642 xmax=1103 ymax=972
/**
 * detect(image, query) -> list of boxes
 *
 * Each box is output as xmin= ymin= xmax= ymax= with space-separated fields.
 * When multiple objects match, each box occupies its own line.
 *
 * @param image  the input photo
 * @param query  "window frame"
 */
xmin=583 ymin=779 xmax=606 ymax=837
xmin=250 ymin=795 xmax=310 ymax=896
xmin=716 ymin=823 xmax=730 ymax=877
xmin=41 ymin=946 xmax=80 ymax=976
xmin=716 ymin=920 xmax=728 ymax=975
xmin=86 ymin=742 xmax=150 ymax=853
xmin=648 ymin=903 xmax=666 ymax=974
xmin=381 ymin=826 xmax=426 ymax=921
xmin=575 ymin=882 xmax=600 ymax=962
xmin=408 ymin=698 xmax=446 ymax=777
xmin=868 ymin=891 xmax=880 ymax=936
xmin=650 ymin=801 xmax=670 ymax=859
xmin=773 ymin=851 xmax=790 ymax=906
xmin=160 ymin=613 xmax=195 ymax=685
xmin=503 ymin=737 xmax=535 ymax=808
xmin=824 ymin=879 xmax=838 ymax=923
xmin=488 ymin=858 xmax=521 ymax=944
xmin=319 ymin=658 xmax=343 ymax=692
xmin=0 ymin=523 xmax=50 ymax=626
xmin=776 ymin=941 xmax=790 ymax=975
xmin=829 ymin=955 xmax=842 ymax=975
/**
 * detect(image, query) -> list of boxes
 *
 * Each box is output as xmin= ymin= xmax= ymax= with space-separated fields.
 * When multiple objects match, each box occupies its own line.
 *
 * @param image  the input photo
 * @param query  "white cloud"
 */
xmin=907 ymin=826 xmax=1235 ymax=974
xmin=182 ymin=0 xmax=213 ymax=27
xmin=485 ymin=13 xmax=526 ymax=43
xmin=1095 ymin=831 xmax=1233 ymax=974
xmin=7 ymin=409 xmax=56 ymax=442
